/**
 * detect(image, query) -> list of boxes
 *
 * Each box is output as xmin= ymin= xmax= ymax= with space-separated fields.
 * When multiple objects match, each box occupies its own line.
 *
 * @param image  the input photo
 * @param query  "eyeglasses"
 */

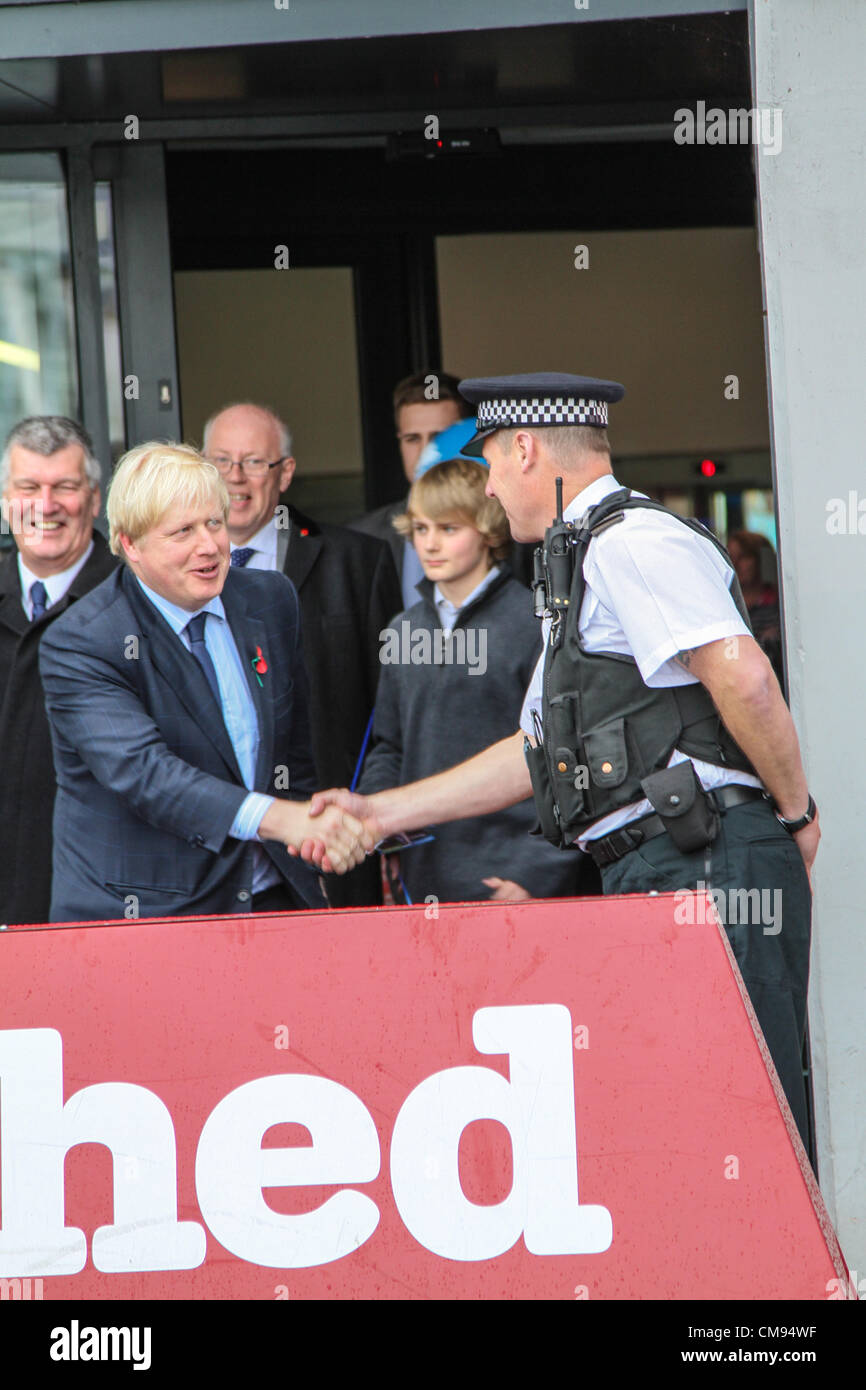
xmin=208 ymin=456 xmax=285 ymax=476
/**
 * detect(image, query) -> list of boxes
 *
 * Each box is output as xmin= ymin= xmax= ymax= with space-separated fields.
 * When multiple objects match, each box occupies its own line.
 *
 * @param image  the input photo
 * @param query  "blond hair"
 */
xmin=107 ymin=442 xmax=228 ymax=556
xmin=393 ymin=458 xmax=511 ymax=562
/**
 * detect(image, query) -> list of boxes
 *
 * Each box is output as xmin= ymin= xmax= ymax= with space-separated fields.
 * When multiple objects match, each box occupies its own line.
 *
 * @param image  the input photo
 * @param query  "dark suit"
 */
xmin=0 ymin=532 xmax=117 ymax=925
xmin=39 ymin=564 xmax=324 ymax=923
xmin=348 ymin=498 xmax=406 ymax=578
xmin=278 ymin=505 xmax=402 ymax=907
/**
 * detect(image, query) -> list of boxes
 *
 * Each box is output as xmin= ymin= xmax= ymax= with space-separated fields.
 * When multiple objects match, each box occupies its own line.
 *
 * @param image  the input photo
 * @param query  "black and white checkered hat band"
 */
xmin=476 ymin=396 xmax=609 ymax=429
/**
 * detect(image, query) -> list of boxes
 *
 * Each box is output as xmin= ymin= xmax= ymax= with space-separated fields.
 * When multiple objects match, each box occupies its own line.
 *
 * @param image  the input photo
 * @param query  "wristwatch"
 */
xmin=772 ymin=793 xmax=817 ymax=834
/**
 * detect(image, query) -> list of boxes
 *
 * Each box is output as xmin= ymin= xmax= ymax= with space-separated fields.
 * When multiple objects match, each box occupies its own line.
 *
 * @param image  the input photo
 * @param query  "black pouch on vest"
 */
xmin=639 ymin=760 xmax=719 ymax=854
xmin=523 ymin=737 xmax=565 ymax=849
xmin=547 ymin=692 xmax=587 ymax=824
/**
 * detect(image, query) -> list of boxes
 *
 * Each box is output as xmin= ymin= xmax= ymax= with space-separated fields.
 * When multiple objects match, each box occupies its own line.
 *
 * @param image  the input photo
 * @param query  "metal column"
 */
xmin=111 ymin=143 xmax=182 ymax=447
xmin=750 ymin=0 xmax=866 ymax=1279
xmin=66 ymin=147 xmax=112 ymax=485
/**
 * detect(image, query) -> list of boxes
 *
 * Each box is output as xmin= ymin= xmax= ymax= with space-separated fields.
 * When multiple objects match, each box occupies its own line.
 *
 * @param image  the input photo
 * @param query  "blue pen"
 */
xmin=350 ymin=709 xmax=375 ymax=793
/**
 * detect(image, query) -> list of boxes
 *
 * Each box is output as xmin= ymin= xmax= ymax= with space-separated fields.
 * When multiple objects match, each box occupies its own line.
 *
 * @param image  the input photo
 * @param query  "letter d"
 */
xmin=389 ymin=1004 xmax=612 ymax=1261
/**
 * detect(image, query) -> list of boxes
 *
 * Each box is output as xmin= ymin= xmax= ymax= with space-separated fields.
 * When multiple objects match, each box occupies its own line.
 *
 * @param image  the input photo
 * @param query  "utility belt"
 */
xmin=586 ymin=772 xmax=765 ymax=869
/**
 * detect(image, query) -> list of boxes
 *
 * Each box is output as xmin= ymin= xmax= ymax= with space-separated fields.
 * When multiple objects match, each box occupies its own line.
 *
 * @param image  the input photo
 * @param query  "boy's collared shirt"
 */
xmin=433 ymin=565 xmax=500 ymax=632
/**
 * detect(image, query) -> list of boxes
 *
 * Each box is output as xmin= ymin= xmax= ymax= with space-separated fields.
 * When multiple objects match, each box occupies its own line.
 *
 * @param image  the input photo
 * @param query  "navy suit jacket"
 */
xmin=39 ymin=563 xmax=325 ymax=922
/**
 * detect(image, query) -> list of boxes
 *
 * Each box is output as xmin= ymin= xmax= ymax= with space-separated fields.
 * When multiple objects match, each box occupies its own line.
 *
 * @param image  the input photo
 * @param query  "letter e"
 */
xmin=195 ymin=1075 xmax=380 ymax=1268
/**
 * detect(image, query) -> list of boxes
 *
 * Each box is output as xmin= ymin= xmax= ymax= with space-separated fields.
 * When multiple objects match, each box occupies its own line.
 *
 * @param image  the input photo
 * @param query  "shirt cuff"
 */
xmin=230 ymin=793 xmax=275 ymax=841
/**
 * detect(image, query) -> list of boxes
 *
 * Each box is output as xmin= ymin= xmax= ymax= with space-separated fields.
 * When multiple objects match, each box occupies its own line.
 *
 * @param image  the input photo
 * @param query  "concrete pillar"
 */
xmin=750 ymin=0 xmax=866 ymax=1281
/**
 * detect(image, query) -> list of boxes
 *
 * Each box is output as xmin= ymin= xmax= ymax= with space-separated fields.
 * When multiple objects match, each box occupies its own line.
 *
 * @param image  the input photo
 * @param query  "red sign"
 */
xmin=0 ymin=895 xmax=850 ymax=1300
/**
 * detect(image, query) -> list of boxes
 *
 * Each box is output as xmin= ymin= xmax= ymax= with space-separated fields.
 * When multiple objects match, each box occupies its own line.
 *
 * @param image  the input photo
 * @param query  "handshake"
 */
xmin=258 ymin=790 xmax=380 ymax=876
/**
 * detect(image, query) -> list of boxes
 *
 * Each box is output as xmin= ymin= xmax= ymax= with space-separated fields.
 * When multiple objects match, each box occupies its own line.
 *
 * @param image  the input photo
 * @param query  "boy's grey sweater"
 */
xmin=358 ymin=567 xmax=582 ymax=903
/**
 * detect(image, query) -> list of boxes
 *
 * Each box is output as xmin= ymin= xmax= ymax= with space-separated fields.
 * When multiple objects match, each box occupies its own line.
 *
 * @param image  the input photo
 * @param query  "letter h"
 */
xmin=0 ymin=1029 xmax=205 ymax=1276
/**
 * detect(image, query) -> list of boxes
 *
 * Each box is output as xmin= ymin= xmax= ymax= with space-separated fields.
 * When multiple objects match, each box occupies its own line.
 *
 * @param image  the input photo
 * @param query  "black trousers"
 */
xmin=599 ymin=799 xmax=812 ymax=1149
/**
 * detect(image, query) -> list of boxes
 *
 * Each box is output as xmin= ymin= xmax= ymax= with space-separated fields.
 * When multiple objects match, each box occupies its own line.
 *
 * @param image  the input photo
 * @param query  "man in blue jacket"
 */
xmin=39 ymin=442 xmax=368 ymax=923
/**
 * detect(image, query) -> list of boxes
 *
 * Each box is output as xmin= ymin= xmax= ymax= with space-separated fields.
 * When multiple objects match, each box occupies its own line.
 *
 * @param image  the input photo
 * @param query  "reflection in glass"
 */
xmin=0 ymin=155 xmax=78 ymax=445
xmin=742 ymin=488 xmax=777 ymax=549
xmin=95 ymin=182 xmax=126 ymax=462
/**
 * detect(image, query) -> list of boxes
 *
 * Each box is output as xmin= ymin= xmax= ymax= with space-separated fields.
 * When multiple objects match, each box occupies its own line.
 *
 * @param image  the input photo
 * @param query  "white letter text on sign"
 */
xmin=195 ymin=1075 xmax=381 ymax=1268
xmin=0 ymin=1029 xmax=205 ymax=1276
xmin=389 ymin=1005 xmax=613 ymax=1260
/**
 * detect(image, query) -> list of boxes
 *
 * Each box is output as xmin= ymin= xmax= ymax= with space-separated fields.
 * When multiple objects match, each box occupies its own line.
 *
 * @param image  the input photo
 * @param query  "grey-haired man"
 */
xmin=0 ymin=416 xmax=116 ymax=923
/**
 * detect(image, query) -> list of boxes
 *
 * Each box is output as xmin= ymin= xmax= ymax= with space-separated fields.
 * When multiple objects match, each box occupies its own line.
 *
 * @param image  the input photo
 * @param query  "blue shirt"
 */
xmin=433 ymin=566 xmax=500 ymax=630
xmin=134 ymin=578 xmax=278 ymax=892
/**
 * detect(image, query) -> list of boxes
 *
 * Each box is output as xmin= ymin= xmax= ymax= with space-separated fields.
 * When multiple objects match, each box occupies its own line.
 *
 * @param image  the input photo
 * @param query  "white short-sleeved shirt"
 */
xmin=519 ymin=474 xmax=762 ymax=848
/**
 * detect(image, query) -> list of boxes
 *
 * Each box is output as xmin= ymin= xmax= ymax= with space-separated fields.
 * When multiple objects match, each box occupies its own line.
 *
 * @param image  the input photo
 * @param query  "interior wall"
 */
xmin=175 ymin=229 xmax=772 ymax=520
xmin=174 ymin=267 xmax=364 ymax=478
xmin=436 ymin=228 xmax=771 ymax=460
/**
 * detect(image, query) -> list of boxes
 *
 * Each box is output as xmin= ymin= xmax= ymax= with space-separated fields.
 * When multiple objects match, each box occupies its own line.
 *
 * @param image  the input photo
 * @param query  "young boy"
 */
xmin=358 ymin=438 xmax=584 ymax=905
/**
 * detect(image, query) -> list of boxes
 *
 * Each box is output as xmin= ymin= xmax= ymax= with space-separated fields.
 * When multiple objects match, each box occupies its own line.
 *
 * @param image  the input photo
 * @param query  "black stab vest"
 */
xmin=527 ymin=489 xmax=759 ymax=849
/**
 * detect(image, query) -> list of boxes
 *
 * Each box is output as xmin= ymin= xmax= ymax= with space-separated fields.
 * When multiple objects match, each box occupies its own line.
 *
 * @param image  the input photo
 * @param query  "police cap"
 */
xmin=458 ymin=372 xmax=625 ymax=457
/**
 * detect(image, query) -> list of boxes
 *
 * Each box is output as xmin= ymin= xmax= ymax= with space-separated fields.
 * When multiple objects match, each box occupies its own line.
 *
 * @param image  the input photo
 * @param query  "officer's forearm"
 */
xmin=718 ymin=688 xmax=808 ymax=817
xmin=372 ymin=731 xmax=531 ymax=838
xmin=683 ymin=639 xmax=810 ymax=818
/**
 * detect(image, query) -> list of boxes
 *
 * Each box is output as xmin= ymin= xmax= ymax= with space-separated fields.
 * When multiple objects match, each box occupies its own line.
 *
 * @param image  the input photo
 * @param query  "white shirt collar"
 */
xmin=230 ymin=514 xmax=278 ymax=563
xmin=134 ymin=576 xmax=226 ymax=637
xmin=434 ymin=564 xmax=500 ymax=615
xmin=562 ymin=473 xmax=625 ymax=524
xmin=18 ymin=540 xmax=95 ymax=619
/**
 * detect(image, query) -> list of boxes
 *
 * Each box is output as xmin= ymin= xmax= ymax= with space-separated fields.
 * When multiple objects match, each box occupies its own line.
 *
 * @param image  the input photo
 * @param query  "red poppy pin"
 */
xmin=251 ymin=645 xmax=268 ymax=686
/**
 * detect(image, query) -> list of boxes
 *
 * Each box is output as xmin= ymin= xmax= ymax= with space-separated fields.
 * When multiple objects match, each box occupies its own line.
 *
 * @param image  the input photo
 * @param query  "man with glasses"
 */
xmin=0 ymin=416 xmax=116 ymax=924
xmin=204 ymin=402 xmax=401 ymax=905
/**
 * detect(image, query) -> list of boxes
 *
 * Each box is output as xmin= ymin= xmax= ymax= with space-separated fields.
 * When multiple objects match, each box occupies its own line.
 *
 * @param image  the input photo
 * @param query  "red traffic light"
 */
xmin=699 ymin=459 xmax=717 ymax=478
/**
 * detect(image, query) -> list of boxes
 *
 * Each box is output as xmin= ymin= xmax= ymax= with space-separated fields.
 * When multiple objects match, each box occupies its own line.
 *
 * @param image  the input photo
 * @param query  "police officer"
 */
xmin=305 ymin=373 xmax=819 ymax=1146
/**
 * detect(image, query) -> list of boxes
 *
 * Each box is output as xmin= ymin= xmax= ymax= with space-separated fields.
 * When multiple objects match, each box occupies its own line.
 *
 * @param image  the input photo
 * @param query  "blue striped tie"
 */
xmin=185 ymin=613 xmax=222 ymax=706
xmin=30 ymin=580 xmax=48 ymax=620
